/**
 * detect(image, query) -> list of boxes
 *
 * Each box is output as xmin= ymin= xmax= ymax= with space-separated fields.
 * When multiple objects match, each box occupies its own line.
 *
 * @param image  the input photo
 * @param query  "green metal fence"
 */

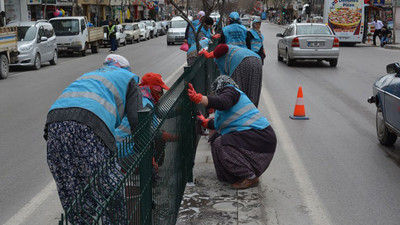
xmin=58 ymin=43 xmax=220 ymax=225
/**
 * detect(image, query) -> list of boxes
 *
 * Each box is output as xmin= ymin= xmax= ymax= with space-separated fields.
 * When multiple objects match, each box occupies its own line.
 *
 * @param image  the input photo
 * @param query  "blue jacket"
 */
xmin=222 ymin=23 xmax=247 ymax=48
xmin=116 ymin=97 xmax=154 ymax=157
xmin=214 ymin=45 xmax=260 ymax=76
xmin=214 ymin=86 xmax=269 ymax=135
xmin=48 ymin=65 xmax=141 ymax=151
xmin=249 ymin=29 xmax=264 ymax=53
xmin=187 ymin=19 xmax=200 ymax=46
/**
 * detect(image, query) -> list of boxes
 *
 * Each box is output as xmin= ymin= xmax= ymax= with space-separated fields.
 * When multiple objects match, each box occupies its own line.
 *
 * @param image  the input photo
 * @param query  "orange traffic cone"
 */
xmin=290 ymin=86 xmax=309 ymax=120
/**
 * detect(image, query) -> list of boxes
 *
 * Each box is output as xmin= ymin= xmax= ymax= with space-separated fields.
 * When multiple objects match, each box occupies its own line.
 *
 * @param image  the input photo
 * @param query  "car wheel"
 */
xmin=117 ymin=39 xmax=121 ymax=47
xmin=50 ymin=50 xmax=58 ymax=65
xmin=33 ymin=53 xmax=41 ymax=70
xmin=123 ymin=39 xmax=127 ymax=46
xmin=376 ymin=106 xmax=397 ymax=146
xmin=0 ymin=54 xmax=9 ymax=79
xmin=147 ymin=35 xmax=150 ymax=40
xmin=137 ymin=38 xmax=140 ymax=43
xmin=91 ymin=45 xmax=99 ymax=54
xmin=285 ymin=50 xmax=293 ymax=66
xmin=167 ymin=42 xmax=170 ymax=45
xmin=81 ymin=46 xmax=87 ymax=56
xmin=277 ymin=48 xmax=283 ymax=62
xmin=329 ymin=59 xmax=338 ymax=67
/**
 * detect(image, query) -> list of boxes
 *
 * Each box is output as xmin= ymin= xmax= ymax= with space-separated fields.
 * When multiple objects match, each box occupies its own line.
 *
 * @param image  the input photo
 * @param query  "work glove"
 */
xmin=198 ymin=49 xmax=215 ymax=58
xmin=212 ymin=34 xmax=221 ymax=39
xmin=187 ymin=83 xmax=203 ymax=104
xmin=197 ymin=112 xmax=210 ymax=129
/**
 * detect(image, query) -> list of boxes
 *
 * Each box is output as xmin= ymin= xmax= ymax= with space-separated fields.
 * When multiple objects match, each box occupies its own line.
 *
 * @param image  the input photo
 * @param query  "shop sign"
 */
xmin=372 ymin=0 xmax=385 ymax=6
xmin=27 ymin=0 xmax=41 ymax=5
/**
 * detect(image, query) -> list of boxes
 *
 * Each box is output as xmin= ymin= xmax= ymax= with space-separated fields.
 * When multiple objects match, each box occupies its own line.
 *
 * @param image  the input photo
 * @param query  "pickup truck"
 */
xmin=49 ymin=16 xmax=103 ymax=56
xmin=0 ymin=26 xmax=19 ymax=79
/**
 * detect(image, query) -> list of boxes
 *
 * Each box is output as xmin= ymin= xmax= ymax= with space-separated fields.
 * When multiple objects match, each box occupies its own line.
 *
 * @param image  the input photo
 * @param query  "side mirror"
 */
xmin=276 ymin=33 xmax=283 ymax=37
xmin=40 ymin=36 xmax=48 ymax=42
xmin=387 ymin=63 xmax=400 ymax=74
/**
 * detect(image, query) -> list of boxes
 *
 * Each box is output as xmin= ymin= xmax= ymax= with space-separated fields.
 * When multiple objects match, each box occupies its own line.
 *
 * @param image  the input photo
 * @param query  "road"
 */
xmin=260 ymin=22 xmax=400 ymax=225
xmin=1 ymin=22 xmax=400 ymax=225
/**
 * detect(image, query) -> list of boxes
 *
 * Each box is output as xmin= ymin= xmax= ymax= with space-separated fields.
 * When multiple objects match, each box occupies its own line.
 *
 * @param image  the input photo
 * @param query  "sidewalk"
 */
xmin=176 ymin=136 xmax=267 ymax=225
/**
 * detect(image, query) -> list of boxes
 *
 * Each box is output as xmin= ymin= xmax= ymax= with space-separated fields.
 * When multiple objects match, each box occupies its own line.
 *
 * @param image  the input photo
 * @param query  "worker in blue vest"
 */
xmin=184 ymin=11 xmax=205 ymax=47
xmin=219 ymin=12 xmax=248 ymax=48
xmin=187 ymin=76 xmax=277 ymax=189
xmin=246 ymin=19 xmax=266 ymax=65
xmin=116 ymin=73 xmax=173 ymax=168
xmin=199 ymin=43 xmax=262 ymax=107
xmin=44 ymin=54 xmax=142 ymax=224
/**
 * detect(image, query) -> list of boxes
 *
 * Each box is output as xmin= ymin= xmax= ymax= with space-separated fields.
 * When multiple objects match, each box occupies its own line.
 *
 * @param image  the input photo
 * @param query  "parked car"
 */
xmin=49 ymin=16 xmax=103 ymax=56
xmin=368 ymin=63 xmax=400 ymax=146
xmin=161 ymin=20 xmax=169 ymax=31
xmin=241 ymin=17 xmax=251 ymax=28
xmin=167 ymin=16 xmax=187 ymax=45
xmin=102 ymin=24 xmax=127 ymax=47
xmin=121 ymin=22 xmax=141 ymax=43
xmin=138 ymin=22 xmax=150 ymax=41
xmin=276 ymin=23 xmax=340 ymax=67
xmin=7 ymin=20 xmax=57 ymax=70
xmin=155 ymin=21 xmax=166 ymax=36
xmin=142 ymin=20 xmax=156 ymax=38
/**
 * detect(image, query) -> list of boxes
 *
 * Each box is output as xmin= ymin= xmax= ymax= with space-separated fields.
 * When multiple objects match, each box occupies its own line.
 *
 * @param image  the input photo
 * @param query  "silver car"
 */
xmin=276 ymin=23 xmax=340 ymax=67
xmin=167 ymin=16 xmax=187 ymax=45
xmin=7 ymin=20 xmax=58 ymax=70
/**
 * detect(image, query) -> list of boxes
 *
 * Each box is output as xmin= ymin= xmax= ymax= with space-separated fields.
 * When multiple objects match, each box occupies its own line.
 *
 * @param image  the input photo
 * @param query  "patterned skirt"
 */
xmin=210 ymin=135 xmax=275 ymax=184
xmin=231 ymin=56 xmax=263 ymax=107
xmin=47 ymin=121 xmax=124 ymax=224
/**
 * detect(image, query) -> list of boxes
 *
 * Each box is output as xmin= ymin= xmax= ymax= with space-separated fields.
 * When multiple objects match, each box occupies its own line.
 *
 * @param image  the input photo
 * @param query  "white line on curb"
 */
xmin=261 ymin=81 xmax=333 ymax=225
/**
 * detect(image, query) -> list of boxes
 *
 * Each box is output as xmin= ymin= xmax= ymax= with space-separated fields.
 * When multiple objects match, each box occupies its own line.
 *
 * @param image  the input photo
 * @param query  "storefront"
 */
xmin=5 ymin=0 xmax=28 ymax=22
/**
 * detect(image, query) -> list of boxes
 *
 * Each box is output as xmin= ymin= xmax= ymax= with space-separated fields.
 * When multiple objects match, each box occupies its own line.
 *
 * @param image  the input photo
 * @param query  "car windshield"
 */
xmin=50 ymin=19 xmax=80 ymax=36
xmin=17 ymin=26 xmax=37 ymax=41
xmin=123 ymin=25 xmax=133 ymax=30
xmin=139 ymin=23 xmax=144 ymax=29
xmin=144 ymin=21 xmax=152 ymax=26
xmin=296 ymin=25 xmax=332 ymax=35
xmin=171 ymin=20 xmax=187 ymax=28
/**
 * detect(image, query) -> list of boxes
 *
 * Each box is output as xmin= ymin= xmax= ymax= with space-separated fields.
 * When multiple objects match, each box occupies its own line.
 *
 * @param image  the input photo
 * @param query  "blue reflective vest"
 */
xmin=222 ymin=23 xmax=247 ymax=48
xmin=116 ymin=97 xmax=154 ymax=158
xmin=214 ymin=45 xmax=260 ymax=77
xmin=50 ymin=65 xmax=139 ymax=138
xmin=249 ymin=29 xmax=264 ymax=53
xmin=187 ymin=19 xmax=200 ymax=46
xmin=214 ymin=86 xmax=269 ymax=135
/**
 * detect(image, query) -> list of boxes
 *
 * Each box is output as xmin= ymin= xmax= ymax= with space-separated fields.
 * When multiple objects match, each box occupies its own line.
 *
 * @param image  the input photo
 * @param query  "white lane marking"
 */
xmin=261 ymin=81 xmax=333 ymax=225
xmin=4 ymin=181 xmax=56 ymax=225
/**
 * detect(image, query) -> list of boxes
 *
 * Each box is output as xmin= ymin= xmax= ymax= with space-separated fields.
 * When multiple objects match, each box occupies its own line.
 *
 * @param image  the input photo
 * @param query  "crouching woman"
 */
xmin=187 ymin=75 xmax=277 ymax=189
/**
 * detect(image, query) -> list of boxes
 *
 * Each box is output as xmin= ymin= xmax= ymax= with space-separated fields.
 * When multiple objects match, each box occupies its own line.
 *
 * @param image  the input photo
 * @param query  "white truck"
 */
xmin=49 ymin=16 xmax=103 ymax=56
xmin=323 ymin=0 xmax=365 ymax=45
xmin=0 ymin=26 xmax=19 ymax=79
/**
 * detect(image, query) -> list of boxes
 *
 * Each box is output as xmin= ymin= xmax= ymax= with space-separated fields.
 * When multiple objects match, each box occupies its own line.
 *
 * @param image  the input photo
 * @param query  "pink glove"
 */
xmin=212 ymin=34 xmax=221 ymax=39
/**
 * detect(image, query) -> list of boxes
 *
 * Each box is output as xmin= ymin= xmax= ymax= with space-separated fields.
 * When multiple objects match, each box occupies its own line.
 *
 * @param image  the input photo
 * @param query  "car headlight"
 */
xmin=19 ymin=44 xmax=32 ymax=52
xmin=71 ymin=41 xmax=82 ymax=46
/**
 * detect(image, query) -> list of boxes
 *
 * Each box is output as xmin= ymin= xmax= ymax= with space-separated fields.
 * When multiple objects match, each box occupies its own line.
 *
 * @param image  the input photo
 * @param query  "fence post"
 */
xmin=136 ymin=108 xmax=153 ymax=225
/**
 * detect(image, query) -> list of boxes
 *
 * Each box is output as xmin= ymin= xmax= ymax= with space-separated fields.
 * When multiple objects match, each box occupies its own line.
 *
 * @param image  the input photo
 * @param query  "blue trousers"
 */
xmin=110 ymin=36 xmax=117 ymax=51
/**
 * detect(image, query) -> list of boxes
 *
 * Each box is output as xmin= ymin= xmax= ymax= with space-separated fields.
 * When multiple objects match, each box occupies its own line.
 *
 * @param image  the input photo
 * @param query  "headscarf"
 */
xmin=103 ymin=54 xmax=131 ymax=71
xmin=197 ymin=11 xmax=205 ymax=20
xmin=211 ymin=75 xmax=239 ymax=96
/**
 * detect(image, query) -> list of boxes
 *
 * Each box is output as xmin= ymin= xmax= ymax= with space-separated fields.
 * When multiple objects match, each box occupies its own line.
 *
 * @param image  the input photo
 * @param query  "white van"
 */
xmin=49 ymin=16 xmax=103 ymax=56
xmin=7 ymin=20 xmax=57 ymax=70
xmin=167 ymin=16 xmax=188 ymax=45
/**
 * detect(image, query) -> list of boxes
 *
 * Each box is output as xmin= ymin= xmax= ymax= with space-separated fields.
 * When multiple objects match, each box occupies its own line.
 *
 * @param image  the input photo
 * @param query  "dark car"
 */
xmin=368 ymin=62 xmax=400 ymax=146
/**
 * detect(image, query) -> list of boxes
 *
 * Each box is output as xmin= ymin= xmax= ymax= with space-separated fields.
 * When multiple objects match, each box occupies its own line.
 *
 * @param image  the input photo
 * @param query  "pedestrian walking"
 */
xmin=108 ymin=20 xmax=117 ymax=52
xmin=246 ymin=19 xmax=266 ymax=65
xmin=219 ymin=12 xmax=248 ymax=48
xmin=44 ymin=54 xmax=143 ymax=224
xmin=199 ymin=43 xmax=262 ymax=107
xmin=187 ymin=76 xmax=277 ymax=189
xmin=371 ymin=17 xmax=383 ymax=46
